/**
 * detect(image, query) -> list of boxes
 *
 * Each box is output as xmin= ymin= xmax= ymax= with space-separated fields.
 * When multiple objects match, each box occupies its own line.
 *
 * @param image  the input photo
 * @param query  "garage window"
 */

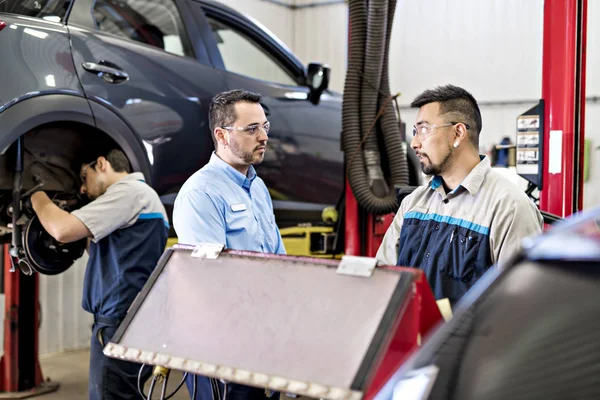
xmin=92 ymin=0 xmax=193 ymax=58
xmin=207 ymin=17 xmax=297 ymax=87
xmin=0 ymin=0 xmax=71 ymax=23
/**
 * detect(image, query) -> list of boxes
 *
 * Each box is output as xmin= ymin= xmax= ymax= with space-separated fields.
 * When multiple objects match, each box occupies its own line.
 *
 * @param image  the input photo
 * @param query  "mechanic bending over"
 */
xmin=376 ymin=84 xmax=543 ymax=306
xmin=173 ymin=89 xmax=286 ymax=400
xmin=29 ymin=149 xmax=169 ymax=400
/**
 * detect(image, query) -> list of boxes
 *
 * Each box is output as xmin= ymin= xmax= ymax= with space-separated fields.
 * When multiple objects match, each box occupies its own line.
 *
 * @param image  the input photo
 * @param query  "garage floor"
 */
xmin=38 ymin=349 xmax=189 ymax=399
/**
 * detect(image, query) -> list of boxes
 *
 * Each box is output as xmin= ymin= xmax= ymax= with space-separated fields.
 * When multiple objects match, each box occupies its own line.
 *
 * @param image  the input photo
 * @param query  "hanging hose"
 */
xmin=360 ymin=0 xmax=388 ymax=197
xmin=377 ymin=0 xmax=410 ymax=186
xmin=342 ymin=0 xmax=410 ymax=215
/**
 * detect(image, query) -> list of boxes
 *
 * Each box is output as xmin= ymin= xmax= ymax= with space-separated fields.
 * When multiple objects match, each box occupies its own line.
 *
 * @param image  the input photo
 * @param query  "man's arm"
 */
xmin=375 ymin=211 xmax=405 ymax=266
xmin=31 ymin=192 xmax=92 ymax=243
xmin=173 ymin=190 xmax=226 ymax=246
xmin=492 ymin=198 xmax=543 ymax=268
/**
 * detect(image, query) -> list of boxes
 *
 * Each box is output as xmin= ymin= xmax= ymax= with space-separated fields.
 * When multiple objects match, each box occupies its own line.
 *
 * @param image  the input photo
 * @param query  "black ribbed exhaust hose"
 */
xmin=378 ymin=0 xmax=410 ymax=186
xmin=360 ymin=0 xmax=388 ymax=197
xmin=342 ymin=0 xmax=408 ymax=215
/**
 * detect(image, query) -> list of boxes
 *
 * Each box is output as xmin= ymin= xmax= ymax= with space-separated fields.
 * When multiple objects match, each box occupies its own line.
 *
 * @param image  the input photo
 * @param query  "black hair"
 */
xmin=208 ymin=89 xmax=262 ymax=149
xmin=411 ymin=84 xmax=482 ymax=147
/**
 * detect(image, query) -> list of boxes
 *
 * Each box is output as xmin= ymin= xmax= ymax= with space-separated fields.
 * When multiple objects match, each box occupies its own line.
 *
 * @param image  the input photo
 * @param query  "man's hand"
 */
xmin=29 ymin=191 xmax=91 ymax=243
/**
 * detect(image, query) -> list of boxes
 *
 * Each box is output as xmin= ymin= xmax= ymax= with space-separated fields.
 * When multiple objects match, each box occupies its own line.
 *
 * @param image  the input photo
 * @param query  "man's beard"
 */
xmin=230 ymin=138 xmax=265 ymax=165
xmin=420 ymin=146 xmax=454 ymax=176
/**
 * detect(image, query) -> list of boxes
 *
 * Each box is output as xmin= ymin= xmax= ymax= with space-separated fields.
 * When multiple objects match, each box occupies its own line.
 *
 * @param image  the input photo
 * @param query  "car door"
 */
xmin=66 ymin=0 xmax=228 ymax=202
xmin=197 ymin=1 xmax=344 ymax=215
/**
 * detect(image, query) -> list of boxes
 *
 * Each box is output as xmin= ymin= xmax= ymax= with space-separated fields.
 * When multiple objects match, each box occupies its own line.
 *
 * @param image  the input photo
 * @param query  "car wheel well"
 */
xmin=0 ymin=121 xmax=137 ymax=241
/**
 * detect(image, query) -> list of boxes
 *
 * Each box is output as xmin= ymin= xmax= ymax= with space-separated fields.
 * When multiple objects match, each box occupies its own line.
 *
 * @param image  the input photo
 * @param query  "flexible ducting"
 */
xmin=342 ymin=0 xmax=410 ymax=215
xmin=360 ymin=0 xmax=388 ymax=197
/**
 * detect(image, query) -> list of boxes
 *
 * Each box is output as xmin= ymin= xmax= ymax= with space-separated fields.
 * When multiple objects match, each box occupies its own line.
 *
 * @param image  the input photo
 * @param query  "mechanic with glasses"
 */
xmin=376 ymin=84 xmax=543 ymax=306
xmin=173 ymin=89 xmax=285 ymax=400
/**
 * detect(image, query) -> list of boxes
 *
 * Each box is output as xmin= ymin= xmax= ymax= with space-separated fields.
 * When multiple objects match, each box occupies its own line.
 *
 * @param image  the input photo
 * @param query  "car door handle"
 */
xmin=82 ymin=62 xmax=129 ymax=84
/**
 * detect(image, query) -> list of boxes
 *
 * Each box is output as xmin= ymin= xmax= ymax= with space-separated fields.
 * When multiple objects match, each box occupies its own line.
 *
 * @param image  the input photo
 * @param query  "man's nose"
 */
xmin=410 ymin=134 xmax=421 ymax=150
xmin=80 ymin=184 xmax=87 ymax=195
xmin=257 ymin=128 xmax=268 ymax=142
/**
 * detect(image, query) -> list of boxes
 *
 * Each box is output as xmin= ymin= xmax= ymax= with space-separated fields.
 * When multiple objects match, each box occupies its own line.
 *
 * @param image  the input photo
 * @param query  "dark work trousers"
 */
xmin=185 ymin=375 xmax=280 ymax=400
xmin=89 ymin=316 xmax=152 ymax=400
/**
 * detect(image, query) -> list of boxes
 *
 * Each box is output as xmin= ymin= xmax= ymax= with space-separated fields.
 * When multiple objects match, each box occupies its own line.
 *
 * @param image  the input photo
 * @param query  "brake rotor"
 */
xmin=22 ymin=215 xmax=87 ymax=275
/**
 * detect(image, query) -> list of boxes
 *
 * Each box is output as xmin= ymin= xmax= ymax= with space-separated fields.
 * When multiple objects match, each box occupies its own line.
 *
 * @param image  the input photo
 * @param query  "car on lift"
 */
xmin=0 ymin=0 xmax=344 ymax=272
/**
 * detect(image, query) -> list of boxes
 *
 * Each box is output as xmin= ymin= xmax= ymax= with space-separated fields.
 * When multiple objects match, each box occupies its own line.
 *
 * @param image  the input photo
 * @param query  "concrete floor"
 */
xmin=38 ymin=349 xmax=190 ymax=399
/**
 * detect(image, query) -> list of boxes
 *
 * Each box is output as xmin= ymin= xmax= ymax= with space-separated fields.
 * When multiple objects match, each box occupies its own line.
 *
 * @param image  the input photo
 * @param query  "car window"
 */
xmin=207 ymin=17 xmax=297 ymax=86
xmin=0 ymin=0 xmax=70 ymax=22
xmin=92 ymin=0 xmax=192 ymax=58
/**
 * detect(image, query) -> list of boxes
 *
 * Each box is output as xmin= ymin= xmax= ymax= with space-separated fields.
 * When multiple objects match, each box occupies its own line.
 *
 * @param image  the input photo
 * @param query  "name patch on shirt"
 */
xmin=230 ymin=203 xmax=247 ymax=212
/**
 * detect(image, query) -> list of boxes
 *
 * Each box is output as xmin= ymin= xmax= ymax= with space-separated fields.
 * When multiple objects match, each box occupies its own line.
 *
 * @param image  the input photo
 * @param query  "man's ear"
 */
xmin=454 ymin=123 xmax=469 ymax=143
xmin=96 ymin=156 xmax=108 ymax=172
xmin=215 ymin=128 xmax=229 ymax=147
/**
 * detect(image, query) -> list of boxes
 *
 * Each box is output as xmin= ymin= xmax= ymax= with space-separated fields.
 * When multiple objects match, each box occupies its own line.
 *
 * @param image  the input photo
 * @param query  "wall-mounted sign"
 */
xmin=516 ymin=101 xmax=544 ymax=189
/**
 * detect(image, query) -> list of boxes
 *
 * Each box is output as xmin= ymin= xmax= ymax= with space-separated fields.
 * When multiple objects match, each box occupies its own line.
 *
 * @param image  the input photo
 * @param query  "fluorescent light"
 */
xmin=42 ymin=16 xmax=61 ymax=23
xmin=143 ymin=141 xmax=154 ymax=165
xmin=45 ymin=75 xmax=56 ymax=87
xmin=23 ymin=28 xmax=48 ymax=39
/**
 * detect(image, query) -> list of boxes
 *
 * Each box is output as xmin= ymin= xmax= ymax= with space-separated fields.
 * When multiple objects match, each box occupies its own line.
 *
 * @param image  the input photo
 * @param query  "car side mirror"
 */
xmin=306 ymin=63 xmax=330 ymax=105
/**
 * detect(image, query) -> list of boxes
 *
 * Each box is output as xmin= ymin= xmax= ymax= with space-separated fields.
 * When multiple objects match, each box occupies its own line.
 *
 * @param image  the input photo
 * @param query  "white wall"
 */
xmin=224 ymin=0 xmax=600 ymax=210
xmin=221 ymin=0 xmax=295 ymax=51
xmin=0 ymin=255 xmax=91 ymax=357
xmin=38 ymin=255 xmax=92 ymax=355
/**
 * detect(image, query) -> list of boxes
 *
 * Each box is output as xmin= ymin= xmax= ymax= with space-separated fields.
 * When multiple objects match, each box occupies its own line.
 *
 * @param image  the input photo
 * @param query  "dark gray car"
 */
xmin=0 ymin=0 xmax=343 ymax=248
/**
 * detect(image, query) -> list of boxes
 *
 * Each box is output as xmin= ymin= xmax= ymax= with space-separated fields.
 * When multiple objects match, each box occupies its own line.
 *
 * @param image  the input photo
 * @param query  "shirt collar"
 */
xmin=209 ymin=152 xmax=257 ymax=190
xmin=429 ymin=155 xmax=491 ymax=196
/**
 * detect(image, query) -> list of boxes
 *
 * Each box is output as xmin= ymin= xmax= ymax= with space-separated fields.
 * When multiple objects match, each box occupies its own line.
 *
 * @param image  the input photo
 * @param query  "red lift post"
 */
xmin=540 ymin=0 xmax=587 ymax=217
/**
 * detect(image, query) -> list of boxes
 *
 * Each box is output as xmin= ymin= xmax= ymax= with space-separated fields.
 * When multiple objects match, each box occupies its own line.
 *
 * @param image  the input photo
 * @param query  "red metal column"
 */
xmin=1 ymin=246 xmax=20 ymax=392
xmin=540 ymin=0 xmax=587 ymax=217
xmin=344 ymin=180 xmax=361 ymax=256
xmin=0 ymin=245 xmax=57 ymax=397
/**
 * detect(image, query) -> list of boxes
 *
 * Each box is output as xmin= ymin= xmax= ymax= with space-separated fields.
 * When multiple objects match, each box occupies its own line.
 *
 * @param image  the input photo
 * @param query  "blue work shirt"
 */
xmin=173 ymin=153 xmax=285 ymax=400
xmin=72 ymin=173 xmax=169 ymax=318
xmin=173 ymin=152 xmax=286 ymax=254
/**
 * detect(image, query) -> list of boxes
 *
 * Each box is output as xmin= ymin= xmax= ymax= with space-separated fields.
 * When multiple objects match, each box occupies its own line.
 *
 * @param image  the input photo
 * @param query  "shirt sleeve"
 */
xmin=274 ymin=228 xmax=286 ymax=255
xmin=375 ymin=207 xmax=405 ymax=266
xmin=173 ymin=189 xmax=227 ymax=246
xmin=71 ymin=184 xmax=140 ymax=242
xmin=491 ymin=197 xmax=543 ymax=268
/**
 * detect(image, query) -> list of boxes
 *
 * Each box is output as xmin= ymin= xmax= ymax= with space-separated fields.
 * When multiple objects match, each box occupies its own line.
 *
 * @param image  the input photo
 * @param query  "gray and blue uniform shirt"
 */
xmin=376 ymin=156 xmax=543 ymax=305
xmin=72 ymin=172 xmax=169 ymax=319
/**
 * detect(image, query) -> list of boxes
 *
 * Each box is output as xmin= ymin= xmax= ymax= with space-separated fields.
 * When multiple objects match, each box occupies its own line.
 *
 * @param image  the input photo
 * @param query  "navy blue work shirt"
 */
xmin=72 ymin=173 xmax=169 ymax=319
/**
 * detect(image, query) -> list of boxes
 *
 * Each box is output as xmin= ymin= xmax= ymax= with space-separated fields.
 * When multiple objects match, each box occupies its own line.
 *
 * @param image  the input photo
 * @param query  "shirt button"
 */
xmin=461 ymin=238 xmax=466 ymax=243
xmin=426 ymin=252 xmax=430 ymax=258
xmin=440 ymin=266 xmax=446 ymax=272
xmin=435 ymin=225 xmax=440 ymax=230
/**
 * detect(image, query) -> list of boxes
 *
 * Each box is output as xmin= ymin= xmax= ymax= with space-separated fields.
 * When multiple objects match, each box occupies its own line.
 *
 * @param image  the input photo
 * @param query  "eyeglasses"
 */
xmin=80 ymin=160 xmax=97 ymax=183
xmin=412 ymin=122 xmax=470 ymax=140
xmin=221 ymin=121 xmax=270 ymax=136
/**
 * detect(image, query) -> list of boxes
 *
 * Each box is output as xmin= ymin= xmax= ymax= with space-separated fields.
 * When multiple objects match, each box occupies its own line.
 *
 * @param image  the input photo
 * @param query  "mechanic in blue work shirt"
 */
xmin=173 ymin=89 xmax=285 ymax=400
xmin=376 ymin=85 xmax=543 ymax=306
xmin=30 ymin=149 xmax=169 ymax=400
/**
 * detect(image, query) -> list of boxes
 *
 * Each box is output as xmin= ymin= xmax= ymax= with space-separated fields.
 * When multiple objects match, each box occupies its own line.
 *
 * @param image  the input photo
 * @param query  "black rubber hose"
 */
xmin=378 ymin=0 xmax=410 ymax=186
xmin=342 ymin=0 xmax=401 ymax=215
xmin=360 ymin=0 xmax=388 ymax=197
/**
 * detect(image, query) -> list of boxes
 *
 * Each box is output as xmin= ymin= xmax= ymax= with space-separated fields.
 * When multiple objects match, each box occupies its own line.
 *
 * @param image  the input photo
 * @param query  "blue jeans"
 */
xmin=185 ymin=375 xmax=279 ymax=400
xmin=89 ymin=317 xmax=151 ymax=400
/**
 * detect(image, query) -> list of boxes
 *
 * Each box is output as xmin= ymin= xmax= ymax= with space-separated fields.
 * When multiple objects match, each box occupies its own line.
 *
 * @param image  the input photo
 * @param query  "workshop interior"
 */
xmin=0 ymin=0 xmax=598 ymax=399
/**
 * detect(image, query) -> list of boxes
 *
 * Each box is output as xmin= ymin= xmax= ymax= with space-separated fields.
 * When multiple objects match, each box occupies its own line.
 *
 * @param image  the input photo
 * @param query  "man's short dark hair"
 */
xmin=208 ymin=89 xmax=262 ymax=149
xmin=410 ymin=84 xmax=482 ymax=147
xmin=83 ymin=148 xmax=131 ymax=173
xmin=104 ymin=149 xmax=131 ymax=173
